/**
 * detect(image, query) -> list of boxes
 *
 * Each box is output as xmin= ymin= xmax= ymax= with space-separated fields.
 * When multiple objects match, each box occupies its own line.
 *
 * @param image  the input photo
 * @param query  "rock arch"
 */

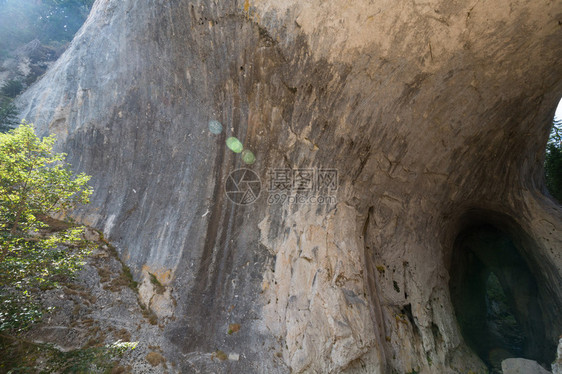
xmin=17 ymin=0 xmax=562 ymax=372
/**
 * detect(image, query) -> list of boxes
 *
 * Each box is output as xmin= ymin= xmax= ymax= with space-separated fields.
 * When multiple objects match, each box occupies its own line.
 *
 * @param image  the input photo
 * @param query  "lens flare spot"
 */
xmin=242 ymin=149 xmax=256 ymax=164
xmin=209 ymin=120 xmax=223 ymax=134
xmin=226 ymin=137 xmax=243 ymax=153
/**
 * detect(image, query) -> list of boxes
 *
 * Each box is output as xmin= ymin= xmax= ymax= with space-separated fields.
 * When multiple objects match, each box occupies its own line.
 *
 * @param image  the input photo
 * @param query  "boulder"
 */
xmin=502 ymin=358 xmax=551 ymax=374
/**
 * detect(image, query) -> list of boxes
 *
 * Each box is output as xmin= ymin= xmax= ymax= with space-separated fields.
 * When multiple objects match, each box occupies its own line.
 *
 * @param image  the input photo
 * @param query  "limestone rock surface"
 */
xmin=17 ymin=0 xmax=562 ymax=372
xmin=502 ymin=358 xmax=551 ymax=374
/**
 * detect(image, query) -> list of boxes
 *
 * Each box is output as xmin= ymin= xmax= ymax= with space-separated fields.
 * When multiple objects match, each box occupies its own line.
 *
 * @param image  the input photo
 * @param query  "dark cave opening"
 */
xmin=449 ymin=223 xmax=555 ymax=372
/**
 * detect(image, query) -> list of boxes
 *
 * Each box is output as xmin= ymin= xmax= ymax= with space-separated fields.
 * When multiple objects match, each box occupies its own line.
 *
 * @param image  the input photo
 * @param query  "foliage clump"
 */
xmin=0 ymin=335 xmax=137 ymax=373
xmin=0 ymin=122 xmax=138 ymax=371
xmin=0 ymin=78 xmax=23 ymax=133
xmin=0 ymin=122 xmax=92 ymax=332
xmin=1 ymin=79 xmax=24 ymax=98
xmin=0 ymin=96 xmax=18 ymax=133
xmin=545 ymin=119 xmax=562 ymax=203
xmin=148 ymin=272 xmax=165 ymax=294
xmin=145 ymin=351 xmax=166 ymax=367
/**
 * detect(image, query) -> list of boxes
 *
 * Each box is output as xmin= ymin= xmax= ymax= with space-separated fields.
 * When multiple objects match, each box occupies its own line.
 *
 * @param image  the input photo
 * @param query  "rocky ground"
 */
xmin=1 ymin=228 xmax=172 ymax=373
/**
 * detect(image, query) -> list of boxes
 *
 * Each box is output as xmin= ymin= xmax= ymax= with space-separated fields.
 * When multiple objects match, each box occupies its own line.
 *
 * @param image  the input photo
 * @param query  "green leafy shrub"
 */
xmin=0 ymin=123 xmax=137 ymax=371
xmin=0 ymin=122 xmax=93 ymax=332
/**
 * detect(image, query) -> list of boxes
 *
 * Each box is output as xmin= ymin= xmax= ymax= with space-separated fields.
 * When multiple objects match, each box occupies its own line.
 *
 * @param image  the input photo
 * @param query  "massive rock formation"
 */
xmin=18 ymin=0 xmax=562 ymax=372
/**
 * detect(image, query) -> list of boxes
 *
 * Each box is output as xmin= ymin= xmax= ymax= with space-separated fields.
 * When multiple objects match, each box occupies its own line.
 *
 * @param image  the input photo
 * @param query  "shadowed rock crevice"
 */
xmin=450 ymin=216 xmax=557 ymax=372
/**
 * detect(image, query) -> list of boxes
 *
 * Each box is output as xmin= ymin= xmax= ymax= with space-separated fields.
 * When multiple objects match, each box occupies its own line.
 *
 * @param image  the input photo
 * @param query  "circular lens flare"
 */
xmin=242 ymin=149 xmax=256 ymax=164
xmin=209 ymin=120 xmax=223 ymax=134
xmin=226 ymin=137 xmax=244 ymax=153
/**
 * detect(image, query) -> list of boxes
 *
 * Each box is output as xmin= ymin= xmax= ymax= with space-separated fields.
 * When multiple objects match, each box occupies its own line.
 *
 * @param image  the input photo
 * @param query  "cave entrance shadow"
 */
xmin=449 ymin=217 xmax=555 ymax=373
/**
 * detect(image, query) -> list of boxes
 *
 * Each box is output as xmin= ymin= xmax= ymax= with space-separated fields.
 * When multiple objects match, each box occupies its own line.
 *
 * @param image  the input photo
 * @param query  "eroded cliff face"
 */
xmin=17 ymin=0 xmax=562 ymax=372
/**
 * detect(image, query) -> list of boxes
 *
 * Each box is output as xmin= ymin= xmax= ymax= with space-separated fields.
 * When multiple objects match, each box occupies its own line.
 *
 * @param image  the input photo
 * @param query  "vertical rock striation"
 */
xmin=18 ymin=0 xmax=562 ymax=372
